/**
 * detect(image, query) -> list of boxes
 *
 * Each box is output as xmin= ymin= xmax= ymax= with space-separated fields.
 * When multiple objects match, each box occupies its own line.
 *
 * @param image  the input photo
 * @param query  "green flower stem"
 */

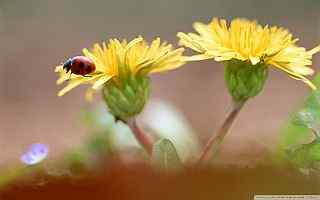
xmin=127 ymin=118 xmax=154 ymax=155
xmin=199 ymin=100 xmax=245 ymax=164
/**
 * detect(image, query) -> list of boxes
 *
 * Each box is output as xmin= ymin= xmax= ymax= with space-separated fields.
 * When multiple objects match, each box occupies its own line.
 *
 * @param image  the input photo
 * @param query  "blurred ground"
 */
xmin=0 ymin=0 xmax=320 ymax=165
xmin=2 ymin=163 xmax=320 ymax=200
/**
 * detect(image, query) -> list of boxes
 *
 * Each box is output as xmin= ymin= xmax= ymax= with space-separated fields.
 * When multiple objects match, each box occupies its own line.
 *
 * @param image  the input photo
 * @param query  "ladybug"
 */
xmin=63 ymin=56 xmax=96 ymax=76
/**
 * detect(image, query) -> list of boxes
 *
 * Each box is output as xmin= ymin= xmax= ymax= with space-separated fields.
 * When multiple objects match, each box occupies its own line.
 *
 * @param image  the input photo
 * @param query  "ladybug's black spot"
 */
xmin=78 ymin=62 xmax=84 ymax=68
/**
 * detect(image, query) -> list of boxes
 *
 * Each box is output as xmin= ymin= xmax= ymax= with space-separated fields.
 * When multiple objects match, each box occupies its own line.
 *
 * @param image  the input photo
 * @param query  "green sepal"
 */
xmin=224 ymin=59 xmax=268 ymax=102
xmin=102 ymin=74 xmax=151 ymax=121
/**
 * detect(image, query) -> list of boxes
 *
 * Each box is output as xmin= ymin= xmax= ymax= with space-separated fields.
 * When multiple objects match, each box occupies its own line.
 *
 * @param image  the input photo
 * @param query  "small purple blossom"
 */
xmin=20 ymin=143 xmax=49 ymax=165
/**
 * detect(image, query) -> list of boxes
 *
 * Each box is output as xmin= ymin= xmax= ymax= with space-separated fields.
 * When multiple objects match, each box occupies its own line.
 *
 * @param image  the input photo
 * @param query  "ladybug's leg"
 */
xmin=83 ymin=75 xmax=92 ymax=77
xmin=67 ymin=72 xmax=72 ymax=80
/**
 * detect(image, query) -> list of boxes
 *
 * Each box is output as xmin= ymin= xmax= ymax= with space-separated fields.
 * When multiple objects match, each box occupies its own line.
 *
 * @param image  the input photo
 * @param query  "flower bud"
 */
xmin=102 ymin=74 xmax=150 ymax=121
xmin=224 ymin=59 xmax=268 ymax=103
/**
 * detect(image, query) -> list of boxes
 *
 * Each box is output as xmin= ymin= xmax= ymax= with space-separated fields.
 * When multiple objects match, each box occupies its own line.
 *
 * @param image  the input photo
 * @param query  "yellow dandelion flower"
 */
xmin=177 ymin=18 xmax=320 ymax=89
xmin=55 ymin=36 xmax=185 ymax=97
xmin=56 ymin=36 xmax=185 ymax=120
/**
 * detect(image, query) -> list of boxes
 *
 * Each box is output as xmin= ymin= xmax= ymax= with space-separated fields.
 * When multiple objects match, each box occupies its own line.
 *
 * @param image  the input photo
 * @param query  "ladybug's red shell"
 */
xmin=63 ymin=56 xmax=96 ymax=76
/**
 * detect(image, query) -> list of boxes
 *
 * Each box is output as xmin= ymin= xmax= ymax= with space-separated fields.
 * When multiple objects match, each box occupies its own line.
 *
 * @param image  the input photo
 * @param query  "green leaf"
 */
xmin=277 ymin=74 xmax=320 ymax=167
xmin=279 ymin=75 xmax=320 ymax=147
xmin=286 ymin=138 xmax=320 ymax=169
xmin=292 ymin=108 xmax=318 ymax=129
xmin=140 ymin=100 xmax=200 ymax=161
xmin=151 ymin=139 xmax=182 ymax=171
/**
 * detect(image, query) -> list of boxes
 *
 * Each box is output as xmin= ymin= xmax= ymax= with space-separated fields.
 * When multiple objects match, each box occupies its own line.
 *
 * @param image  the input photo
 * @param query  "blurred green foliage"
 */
xmin=141 ymin=100 xmax=200 ymax=161
xmin=0 ymin=166 xmax=30 ymax=188
xmin=286 ymin=138 xmax=320 ymax=170
xmin=278 ymin=74 xmax=320 ymax=170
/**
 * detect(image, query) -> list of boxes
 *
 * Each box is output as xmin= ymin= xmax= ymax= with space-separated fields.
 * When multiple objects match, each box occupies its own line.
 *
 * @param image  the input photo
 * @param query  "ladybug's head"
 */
xmin=62 ymin=58 xmax=72 ymax=73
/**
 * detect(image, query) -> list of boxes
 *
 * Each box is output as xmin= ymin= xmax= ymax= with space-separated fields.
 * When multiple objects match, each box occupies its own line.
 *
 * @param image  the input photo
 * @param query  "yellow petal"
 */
xmin=56 ymin=75 xmax=69 ymax=85
xmin=55 ymin=65 xmax=63 ymax=72
xmin=183 ymin=54 xmax=215 ymax=61
xmin=287 ymin=66 xmax=314 ymax=76
xmin=177 ymin=32 xmax=206 ymax=53
xmin=249 ymin=56 xmax=260 ymax=65
xmin=287 ymin=74 xmax=316 ymax=90
xmin=270 ymin=61 xmax=316 ymax=90
xmin=125 ymin=36 xmax=143 ymax=52
xmin=308 ymin=45 xmax=320 ymax=55
xmin=92 ymin=75 xmax=112 ymax=89
xmin=58 ymin=79 xmax=85 ymax=96
xmin=150 ymin=60 xmax=185 ymax=73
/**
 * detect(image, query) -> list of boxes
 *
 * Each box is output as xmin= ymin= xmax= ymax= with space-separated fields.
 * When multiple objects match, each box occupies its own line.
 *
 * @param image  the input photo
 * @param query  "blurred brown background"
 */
xmin=0 ymin=0 xmax=319 ymax=166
